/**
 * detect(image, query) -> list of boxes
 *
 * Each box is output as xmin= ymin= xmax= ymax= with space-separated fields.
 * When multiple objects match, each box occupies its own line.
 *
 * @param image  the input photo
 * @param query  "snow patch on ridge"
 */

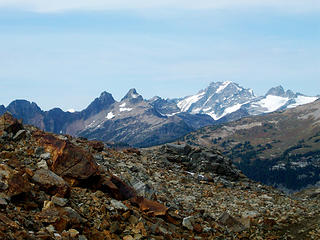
xmin=254 ymin=95 xmax=289 ymax=113
xmin=106 ymin=112 xmax=115 ymax=119
xmin=203 ymin=107 xmax=212 ymax=112
xmin=120 ymin=107 xmax=133 ymax=112
xmin=207 ymin=112 xmax=219 ymax=120
xmin=166 ymin=112 xmax=178 ymax=117
xmin=191 ymin=107 xmax=202 ymax=114
xmin=206 ymin=103 xmax=245 ymax=120
xmin=216 ymin=81 xmax=231 ymax=93
xmin=287 ymin=96 xmax=319 ymax=109
xmin=177 ymin=91 xmax=205 ymax=112
xmin=120 ymin=103 xmax=126 ymax=107
xmin=224 ymin=103 xmax=243 ymax=115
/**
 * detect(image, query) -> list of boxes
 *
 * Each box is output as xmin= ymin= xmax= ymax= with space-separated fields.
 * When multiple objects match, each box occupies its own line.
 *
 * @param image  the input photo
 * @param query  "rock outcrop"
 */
xmin=0 ymin=113 xmax=320 ymax=239
xmin=160 ymin=143 xmax=241 ymax=181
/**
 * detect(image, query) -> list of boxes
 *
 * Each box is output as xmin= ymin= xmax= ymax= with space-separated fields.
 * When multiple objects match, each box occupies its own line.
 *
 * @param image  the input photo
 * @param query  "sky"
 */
xmin=0 ymin=0 xmax=319 ymax=111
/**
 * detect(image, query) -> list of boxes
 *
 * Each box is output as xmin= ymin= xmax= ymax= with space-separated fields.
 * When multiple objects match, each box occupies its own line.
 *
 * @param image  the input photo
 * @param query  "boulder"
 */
xmin=98 ymin=175 xmax=137 ymax=200
xmin=36 ymin=205 xmax=84 ymax=232
xmin=131 ymin=196 xmax=168 ymax=216
xmin=162 ymin=143 xmax=192 ymax=155
xmin=51 ymin=196 xmax=68 ymax=207
xmin=218 ymin=212 xmax=247 ymax=232
xmin=33 ymin=131 xmax=99 ymax=184
xmin=32 ymin=168 xmax=70 ymax=197
xmin=129 ymin=177 xmax=154 ymax=199
xmin=161 ymin=143 xmax=240 ymax=180
xmin=7 ymin=172 xmax=31 ymax=198
xmin=0 ymin=164 xmax=31 ymax=198
xmin=182 ymin=216 xmax=195 ymax=231
xmin=0 ymin=113 xmax=23 ymax=135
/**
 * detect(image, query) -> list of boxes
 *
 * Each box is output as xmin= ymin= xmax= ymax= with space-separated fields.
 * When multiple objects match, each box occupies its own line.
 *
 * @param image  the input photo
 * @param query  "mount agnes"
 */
xmin=0 ymin=81 xmax=318 ymax=147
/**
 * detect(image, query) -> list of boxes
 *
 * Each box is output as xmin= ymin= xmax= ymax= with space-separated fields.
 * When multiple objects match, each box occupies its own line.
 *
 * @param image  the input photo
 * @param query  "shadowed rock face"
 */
xmin=6 ymin=100 xmax=42 ymax=121
xmin=81 ymin=91 xmax=116 ymax=119
xmin=6 ymin=100 xmax=45 ymax=129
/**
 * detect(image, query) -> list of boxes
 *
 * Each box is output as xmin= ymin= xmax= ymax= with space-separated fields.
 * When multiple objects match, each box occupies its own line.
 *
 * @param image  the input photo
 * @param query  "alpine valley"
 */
xmin=0 ymin=81 xmax=318 ymax=148
xmin=181 ymin=98 xmax=320 ymax=191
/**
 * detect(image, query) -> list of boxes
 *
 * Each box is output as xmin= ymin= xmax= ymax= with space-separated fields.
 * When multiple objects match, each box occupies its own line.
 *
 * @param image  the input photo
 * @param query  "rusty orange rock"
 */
xmin=131 ymin=196 xmax=168 ymax=216
xmin=33 ymin=131 xmax=99 ymax=183
xmin=0 ymin=112 xmax=23 ymax=135
xmin=7 ymin=172 xmax=31 ymax=198
xmin=0 ymin=164 xmax=31 ymax=198
xmin=36 ymin=205 xmax=84 ymax=232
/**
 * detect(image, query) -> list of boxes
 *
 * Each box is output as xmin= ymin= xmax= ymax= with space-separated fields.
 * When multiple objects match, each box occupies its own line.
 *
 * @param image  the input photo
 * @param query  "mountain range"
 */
xmin=175 ymin=81 xmax=318 ymax=121
xmin=180 ymin=98 xmax=320 ymax=191
xmin=1 ymin=81 xmax=318 ymax=147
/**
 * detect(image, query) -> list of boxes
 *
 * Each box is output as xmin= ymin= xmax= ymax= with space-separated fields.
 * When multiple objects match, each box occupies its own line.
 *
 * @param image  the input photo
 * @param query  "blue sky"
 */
xmin=0 ymin=1 xmax=319 ymax=111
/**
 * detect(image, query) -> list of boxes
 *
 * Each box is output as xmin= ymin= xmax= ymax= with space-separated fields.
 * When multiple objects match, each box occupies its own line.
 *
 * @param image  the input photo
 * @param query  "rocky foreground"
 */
xmin=0 ymin=112 xmax=320 ymax=240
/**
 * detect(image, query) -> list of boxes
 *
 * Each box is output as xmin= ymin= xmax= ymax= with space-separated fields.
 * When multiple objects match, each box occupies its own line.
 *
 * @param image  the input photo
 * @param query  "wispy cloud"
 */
xmin=0 ymin=0 xmax=319 ymax=13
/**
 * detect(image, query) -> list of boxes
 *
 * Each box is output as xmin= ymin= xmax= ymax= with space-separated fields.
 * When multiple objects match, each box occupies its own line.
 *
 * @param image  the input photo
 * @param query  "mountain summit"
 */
xmin=176 ymin=81 xmax=318 ymax=120
xmin=82 ymin=91 xmax=115 ymax=119
xmin=177 ymin=81 xmax=255 ymax=120
xmin=266 ymin=85 xmax=286 ymax=96
xmin=121 ymin=88 xmax=143 ymax=103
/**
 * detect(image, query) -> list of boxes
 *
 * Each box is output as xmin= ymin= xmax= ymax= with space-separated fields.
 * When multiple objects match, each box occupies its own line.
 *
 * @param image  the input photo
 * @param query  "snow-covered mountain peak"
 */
xmin=175 ymin=81 xmax=318 ymax=121
xmin=177 ymin=81 xmax=256 ymax=120
xmin=249 ymin=86 xmax=318 ymax=115
xmin=215 ymin=81 xmax=232 ymax=93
